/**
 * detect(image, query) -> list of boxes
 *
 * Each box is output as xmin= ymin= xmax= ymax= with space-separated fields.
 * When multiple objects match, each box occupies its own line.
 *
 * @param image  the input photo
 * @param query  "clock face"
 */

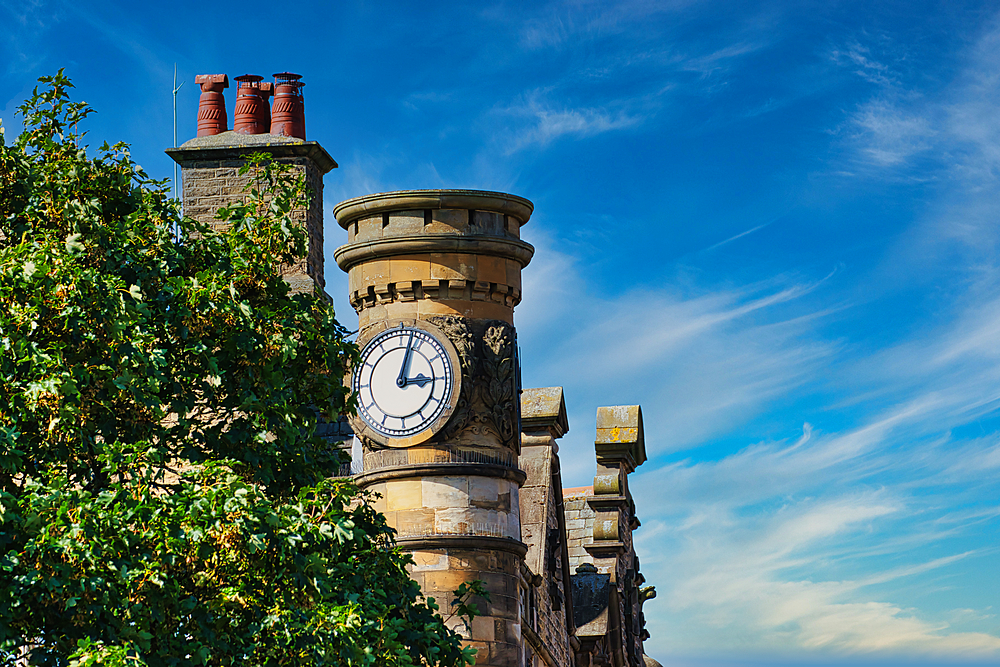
xmin=354 ymin=325 xmax=455 ymax=440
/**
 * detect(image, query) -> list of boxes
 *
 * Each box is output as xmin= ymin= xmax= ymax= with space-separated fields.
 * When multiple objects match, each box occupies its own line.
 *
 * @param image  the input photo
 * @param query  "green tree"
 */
xmin=0 ymin=71 xmax=477 ymax=667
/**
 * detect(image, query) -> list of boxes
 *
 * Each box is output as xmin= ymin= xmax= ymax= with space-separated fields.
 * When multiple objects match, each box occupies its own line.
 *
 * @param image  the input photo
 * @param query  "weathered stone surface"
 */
xmin=410 ymin=550 xmax=449 ymax=572
xmin=422 ymin=477 xmax=469 ymax=508
xmin=385 ymin=478 xmax=422 ymax=511
xmin=520 ymin=387 xmax=569 ymax=439
xmin=594 ymin=405 xmax=646 ymax=469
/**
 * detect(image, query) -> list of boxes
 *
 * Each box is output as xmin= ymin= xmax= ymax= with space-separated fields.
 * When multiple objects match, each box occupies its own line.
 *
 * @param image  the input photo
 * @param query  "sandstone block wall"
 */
xmin=365 ymin=473 xmax=521 ymax=540
xmin=409 ymin=548 xmax=523 ymax=666
xmin=564 ymin=493 xmax=596 ymax=571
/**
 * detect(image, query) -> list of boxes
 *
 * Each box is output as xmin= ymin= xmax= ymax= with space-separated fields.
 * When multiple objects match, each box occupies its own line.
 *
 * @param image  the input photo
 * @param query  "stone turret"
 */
xmin=335 ymin=190 xmax=534 ymax=666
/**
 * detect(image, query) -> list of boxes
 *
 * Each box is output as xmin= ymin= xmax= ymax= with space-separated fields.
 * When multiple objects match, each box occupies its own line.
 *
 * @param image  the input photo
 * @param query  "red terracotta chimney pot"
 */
xmin=233 ymin=74 xmax=268 ymax=135
xmin=255 ymin=81 xmax=273 ymax=134
xmin=270 ymin=72 xmax=306 ymax=140
xmin=195 ymin=74 xmax=229 ymax=137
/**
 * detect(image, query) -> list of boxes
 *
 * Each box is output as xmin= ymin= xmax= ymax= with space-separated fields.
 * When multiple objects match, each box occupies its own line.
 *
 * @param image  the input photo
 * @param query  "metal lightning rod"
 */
xmin=171 ymin=64 xmax=183 ymax=239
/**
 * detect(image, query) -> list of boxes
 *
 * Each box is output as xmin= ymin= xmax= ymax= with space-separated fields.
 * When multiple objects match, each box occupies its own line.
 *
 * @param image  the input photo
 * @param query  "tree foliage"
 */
xmin=0 ymin=71 xmax=477 ymax=667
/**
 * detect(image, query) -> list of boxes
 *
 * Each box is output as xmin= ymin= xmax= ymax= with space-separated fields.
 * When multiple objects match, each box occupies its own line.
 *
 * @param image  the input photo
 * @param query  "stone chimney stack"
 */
xmin=166 ymin=72 xmax=335 ymax=295
xmin=334 ymin=190 xmax=535 ymax=666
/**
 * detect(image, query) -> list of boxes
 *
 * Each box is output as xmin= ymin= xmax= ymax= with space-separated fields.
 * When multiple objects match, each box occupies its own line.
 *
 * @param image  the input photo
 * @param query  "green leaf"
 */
xmin=65 ymin=232 xmax=85 ymax=254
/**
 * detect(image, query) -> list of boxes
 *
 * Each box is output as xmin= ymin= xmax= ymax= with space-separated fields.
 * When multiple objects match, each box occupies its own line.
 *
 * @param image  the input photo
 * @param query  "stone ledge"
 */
xmin=584 ymin=541 xmax=625 ymax=558
xmin=395 ymin=534 xmax=529 ymax=557
xmin=334 ymin=189 xmax=534 ymax=229
xmin=335 ymin=234 xmax=535 ymax=271
xmin=166 ymin=139 xmax=338 ymax=174
xmin=586 ymin=495 xmax=628 ymax=510
xmin=354 ymin=462 xmax=527 ymax=487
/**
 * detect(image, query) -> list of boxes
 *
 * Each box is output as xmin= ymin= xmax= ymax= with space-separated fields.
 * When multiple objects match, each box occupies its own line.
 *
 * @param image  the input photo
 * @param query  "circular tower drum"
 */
xmin=334 ymin=190 xmax=534 ymax=666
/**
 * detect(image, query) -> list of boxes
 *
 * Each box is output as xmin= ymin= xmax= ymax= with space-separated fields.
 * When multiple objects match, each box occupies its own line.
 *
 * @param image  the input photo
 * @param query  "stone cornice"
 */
xmin=334 ymin=234 xmax=535 ymax=271
xmin=584 ymin=541 xmax=626 ymax=558
xmin=353 ymin=462 xmax=527 ymax=486
xmin=395 ymin=535 xmax=528 ymax=556
xmin=333 ymin=189 xmax=534 ymax=229
xmin=586 ymin=495 xmax=629 ymax=511
xmin=165 ymin=140 xmax=338 ymax=174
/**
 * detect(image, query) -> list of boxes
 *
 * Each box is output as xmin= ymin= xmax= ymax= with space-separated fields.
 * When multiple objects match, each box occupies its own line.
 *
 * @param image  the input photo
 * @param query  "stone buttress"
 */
xmin=518 ymin=387 xmax=578 ymax=667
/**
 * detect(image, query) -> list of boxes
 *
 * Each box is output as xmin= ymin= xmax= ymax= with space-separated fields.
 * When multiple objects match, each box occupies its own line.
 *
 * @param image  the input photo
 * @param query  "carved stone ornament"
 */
xmin=430 ymin=317 xmax=519 ymax=451
xmin=431 ymin=316 xmax=476 ymax=440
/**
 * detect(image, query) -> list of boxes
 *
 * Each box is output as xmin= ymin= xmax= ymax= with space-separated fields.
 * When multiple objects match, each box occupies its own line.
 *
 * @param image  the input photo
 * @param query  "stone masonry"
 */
xmin=166 ymin=132 xmax=336 ymax=295
xmin=564 ymin=407 xmax=651 ymax=667
xmin=519 ymin=388 xmax=576 ymax=667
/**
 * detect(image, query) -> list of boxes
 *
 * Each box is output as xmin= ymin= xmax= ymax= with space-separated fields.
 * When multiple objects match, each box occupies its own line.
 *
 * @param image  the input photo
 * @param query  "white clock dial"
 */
xmin=354 ymin=326 xmax=454 ymax=439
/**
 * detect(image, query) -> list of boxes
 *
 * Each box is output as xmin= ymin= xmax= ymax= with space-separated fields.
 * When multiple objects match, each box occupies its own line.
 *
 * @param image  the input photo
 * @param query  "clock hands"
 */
xmin=396 ymin=332 xmax=414 ymax=387
xmin=395 ymin=331 xmax=434 ymax=388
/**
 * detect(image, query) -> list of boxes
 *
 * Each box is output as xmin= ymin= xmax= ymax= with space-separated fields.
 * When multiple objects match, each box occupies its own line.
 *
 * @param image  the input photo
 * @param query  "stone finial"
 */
xmin=520 ymin=386 xmax=569 ymax=441
xmin=594 ymin=405 xmax=646 ymax=472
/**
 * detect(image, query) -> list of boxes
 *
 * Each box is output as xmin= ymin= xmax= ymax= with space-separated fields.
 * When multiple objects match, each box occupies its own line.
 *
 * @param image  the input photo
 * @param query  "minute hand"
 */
xmin=396 ymin=332 xmax=414 ymax=388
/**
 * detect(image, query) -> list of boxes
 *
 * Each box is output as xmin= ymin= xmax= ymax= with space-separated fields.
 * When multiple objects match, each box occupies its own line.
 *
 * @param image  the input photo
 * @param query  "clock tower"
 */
xmin=334 ymin=190 xmax=534 ymax=666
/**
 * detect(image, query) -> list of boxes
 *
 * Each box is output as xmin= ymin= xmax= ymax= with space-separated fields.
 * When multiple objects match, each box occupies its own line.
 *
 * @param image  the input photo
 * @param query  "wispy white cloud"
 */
xmin=0 ymin=0 xmax=58 ymax=78
xmin=702 ymin=220 xmax=775 ymax=252
xmin=845 ymin=98 xmax=936 ymax=168
xmin=833 ymin=20 xmax=1000 ymax=182
xmin=514 ymin=0 xmax=696 ymax=51
xmin=517 ymin=44 xmax=1000 ymax=644
xmin=618 ymin=275 xmax=1000 ymax=659
xmin=477 ymin=0 xmax=777 ymax=156
xmin=680 ymin=42 xmax=767 ymax=79
xmin=495 ymin=90 xmax=647 ymax=153
xmin=491 ymin=8 xmax=1000 ymax=664
xmin=634 ymin=452 xmax=1000 ymax=659
xmin=830 ymin=40 xmax=898 ymax=87
xmin=518 ymin=231 xmax=840 ymax=482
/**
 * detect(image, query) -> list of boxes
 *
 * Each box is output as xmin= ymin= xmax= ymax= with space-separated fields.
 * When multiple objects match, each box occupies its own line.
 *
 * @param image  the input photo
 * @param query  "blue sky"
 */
xmin=4 ymin=0 xmax=1000 ymax=664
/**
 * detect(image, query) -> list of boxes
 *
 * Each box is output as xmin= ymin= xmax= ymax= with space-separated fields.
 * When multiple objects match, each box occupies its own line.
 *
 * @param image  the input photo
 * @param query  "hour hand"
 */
xmin=404 ymin=373 xmax=432 ymax=388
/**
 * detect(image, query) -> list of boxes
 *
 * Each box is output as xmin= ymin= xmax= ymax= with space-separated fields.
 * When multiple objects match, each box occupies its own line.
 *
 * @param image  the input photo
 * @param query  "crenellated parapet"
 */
xmin=334 ymin=190 xmax=534 ymax=329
